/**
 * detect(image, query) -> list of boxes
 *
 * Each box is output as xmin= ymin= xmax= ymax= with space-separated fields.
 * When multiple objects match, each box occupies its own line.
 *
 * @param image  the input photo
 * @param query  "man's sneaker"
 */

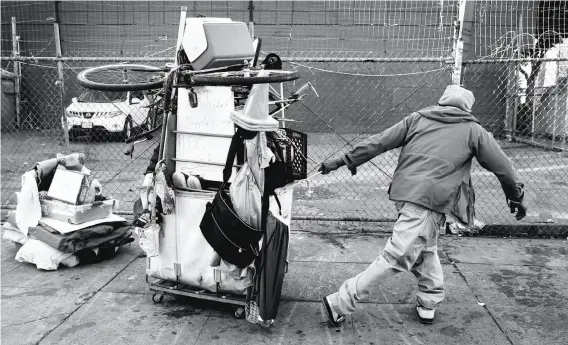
xmin=322 ymin=296 xmax=346 ymax=327
xmin=416 ymin=305 xmax=435 ymax=324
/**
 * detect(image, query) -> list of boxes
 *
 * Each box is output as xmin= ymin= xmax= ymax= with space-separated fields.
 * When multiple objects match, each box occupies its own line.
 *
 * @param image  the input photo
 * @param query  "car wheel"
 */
xmin=68 ymin=129 xmax=77 ymax=141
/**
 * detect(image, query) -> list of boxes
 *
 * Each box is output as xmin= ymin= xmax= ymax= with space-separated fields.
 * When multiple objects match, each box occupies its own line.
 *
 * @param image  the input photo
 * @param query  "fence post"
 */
xmin=511 ymin=13 xmax=524 ymax=141
xmin=451 ymin=0 xmax=474 ymax=85
xmin=11 ymin=17 xmax=21 ymax=129
xmin=53 ymin=1 xmax=69 ymax=153
xmin=505 ymin=13 xmax=521 ymax=142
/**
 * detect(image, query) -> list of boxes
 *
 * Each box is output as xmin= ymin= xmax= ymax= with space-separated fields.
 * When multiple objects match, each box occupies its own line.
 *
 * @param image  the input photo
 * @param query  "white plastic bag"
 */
xmin=136 ymin=181 xmax=161 ymax=257
xmin=2 ymin=228 xmax=28 ymax=244
xmin=136 ymin=222 xmax=160 ymax=257
xmin=15 ymin=170 xmax=42 ymax=235
xmin=140 ymin=173 xmax=154 ymax=210
xmin=154 ymin=164 xmax=175 ymax=215
xmin=229 ymin=163 xmax=263 ymax=229
xmin=15 ymin=239 xmax=77 ymax=270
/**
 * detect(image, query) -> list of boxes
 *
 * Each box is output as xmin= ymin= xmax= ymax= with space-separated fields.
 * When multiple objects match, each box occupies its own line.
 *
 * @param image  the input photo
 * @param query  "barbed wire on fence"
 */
xmin=289 ymin=61 xmax=448 ymax=77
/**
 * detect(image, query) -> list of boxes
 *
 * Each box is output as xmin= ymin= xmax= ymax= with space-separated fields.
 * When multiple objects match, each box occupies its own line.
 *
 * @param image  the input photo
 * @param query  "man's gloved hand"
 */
xmin=318 ymin=157 xmax=346 ymax=175
xmin=508 ymin=183 xmax=526 ymax=221
xmin=508 ymin=199 xmax=527 ymax=221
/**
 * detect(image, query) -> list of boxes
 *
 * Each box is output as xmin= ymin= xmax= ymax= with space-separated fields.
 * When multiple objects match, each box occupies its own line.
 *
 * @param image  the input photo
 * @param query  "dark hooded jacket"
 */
xmin=341 ymin=85 xmax=524 ymax=225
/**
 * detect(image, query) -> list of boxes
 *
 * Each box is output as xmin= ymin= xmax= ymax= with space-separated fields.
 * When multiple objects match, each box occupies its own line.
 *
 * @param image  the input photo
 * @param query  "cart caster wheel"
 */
xmin=260 ymin=319 xmax=274 ymax=327
xmin=152 ymin=293 xmax=164 ymax=303
xmin=234 ymin=307 xmax=245 ymax=319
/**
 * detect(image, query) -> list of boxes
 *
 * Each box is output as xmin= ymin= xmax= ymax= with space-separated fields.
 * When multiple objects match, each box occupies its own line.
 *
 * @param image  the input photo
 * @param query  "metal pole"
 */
xmin=451 ymin=18 xmax=462 ymax=85
xmin=552 ymin=92 xmax=556 ymax=150
xmin=175 ymin=6 xmax=187 ymax=63
xmin=452 ymin=0 xmax=474 ymax=86
xmin=159 ymin=6 xmax=187 ymax=163
xmin=531 ymin=89 xmax=536 ymax=143
xmin=54 ymin=2 xmax=69 ymax=153
xmin=11 ymin=17 xmax=21 ymax=129
xmin=452 ymin=0 xmax=467 ymax=85
xmin=560 ymin=85 xmax=568 ymax=147
xmin=512 ymin=13 xmax=522 ymax=141
xmin=248 ymin=1 xmax=254 ymax=39
xmin=171 ymin=6 xmax=188 ymax=282
xmin=280 ymin=83 xmax=285 ymax=128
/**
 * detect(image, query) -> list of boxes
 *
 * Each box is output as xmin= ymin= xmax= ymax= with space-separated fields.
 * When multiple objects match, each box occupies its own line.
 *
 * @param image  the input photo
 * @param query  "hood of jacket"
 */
xmin=414 ymin=85 xmax=479 ymax=123
xmin=415 ymin=105 xmax=480 ymax=124
xmin=438 ymin=85 xmax=475 ymax=112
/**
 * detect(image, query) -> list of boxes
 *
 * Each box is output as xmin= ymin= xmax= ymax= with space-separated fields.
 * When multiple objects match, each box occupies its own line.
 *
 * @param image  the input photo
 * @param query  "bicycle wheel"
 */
xmin=77 ymin=64 xmax=166 ymax=91
xmin=190 ymin=70 xmax=299 ymax=86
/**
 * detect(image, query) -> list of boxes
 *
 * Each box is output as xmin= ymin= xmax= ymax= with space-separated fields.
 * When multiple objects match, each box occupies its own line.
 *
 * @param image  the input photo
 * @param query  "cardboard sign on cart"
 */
xmin=175 ymin=86 xmax=237 ymax=182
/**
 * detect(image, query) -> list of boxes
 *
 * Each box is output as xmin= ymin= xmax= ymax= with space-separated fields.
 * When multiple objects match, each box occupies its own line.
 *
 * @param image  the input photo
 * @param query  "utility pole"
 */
xmin=11 ymin=17 xmax=21 ymax=128
xmin=54 ymin=1 xmax=70 ymax=152
xmin=451 ymin=0 xmax=474 ymax=85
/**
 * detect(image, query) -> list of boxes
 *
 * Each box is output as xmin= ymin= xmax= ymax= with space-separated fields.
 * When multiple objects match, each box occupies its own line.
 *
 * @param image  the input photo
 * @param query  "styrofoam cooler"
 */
xmin=146 ymin=189 xmax=252 ymax=295
xmin=175 ymin=86 xmax=238 ymax=182
xmin=182 ymin=18 xmax=254 ymax=71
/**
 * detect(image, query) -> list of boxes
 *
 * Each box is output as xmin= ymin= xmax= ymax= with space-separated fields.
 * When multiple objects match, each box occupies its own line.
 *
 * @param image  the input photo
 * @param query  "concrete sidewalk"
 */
xmin=2 ymin=225 xmax=568 ymax=345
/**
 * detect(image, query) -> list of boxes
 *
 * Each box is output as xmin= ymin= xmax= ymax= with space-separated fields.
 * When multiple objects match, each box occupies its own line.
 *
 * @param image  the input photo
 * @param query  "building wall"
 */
xmin=0 ymin=1 xmax=530 ymax=135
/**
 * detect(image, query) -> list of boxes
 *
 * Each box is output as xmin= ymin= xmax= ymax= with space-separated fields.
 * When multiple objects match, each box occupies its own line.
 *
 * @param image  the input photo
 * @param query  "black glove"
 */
xmin=508 ymin=199 xmax=527 ymax=221
xmin=507 ymin=184 xmax=526 ymax=221
xmin=318 ymin=157 xmax=345 ymax=175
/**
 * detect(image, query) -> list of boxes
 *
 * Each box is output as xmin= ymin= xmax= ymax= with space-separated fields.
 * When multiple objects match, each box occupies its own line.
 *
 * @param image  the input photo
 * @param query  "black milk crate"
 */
xmin=279 ymin=128 xmax=308 ymax=181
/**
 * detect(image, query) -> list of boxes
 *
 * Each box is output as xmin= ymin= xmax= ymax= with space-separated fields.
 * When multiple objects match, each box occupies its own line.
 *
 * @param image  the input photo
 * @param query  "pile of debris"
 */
xmin=2 ymin=153 xmax=133 ymax=270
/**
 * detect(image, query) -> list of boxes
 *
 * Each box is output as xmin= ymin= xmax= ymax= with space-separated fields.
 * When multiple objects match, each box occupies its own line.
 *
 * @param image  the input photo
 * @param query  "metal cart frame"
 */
xmin=144 ymin=7 xmax=302 ymax=320
xmin=146 ymin=273 xmax=247 ymax=318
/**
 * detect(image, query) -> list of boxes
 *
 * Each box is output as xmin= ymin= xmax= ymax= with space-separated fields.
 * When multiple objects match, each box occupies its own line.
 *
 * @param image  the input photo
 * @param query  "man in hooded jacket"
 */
xmin=319 ymin=85 xmax=527 ymax=326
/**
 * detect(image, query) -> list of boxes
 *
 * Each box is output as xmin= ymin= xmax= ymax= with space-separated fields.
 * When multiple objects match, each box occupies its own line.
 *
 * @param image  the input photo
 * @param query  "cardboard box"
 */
xmin=46 ymin=167 xmax=90 ymax=205
xmin=40 ymin=199 xmax=116 ymax=224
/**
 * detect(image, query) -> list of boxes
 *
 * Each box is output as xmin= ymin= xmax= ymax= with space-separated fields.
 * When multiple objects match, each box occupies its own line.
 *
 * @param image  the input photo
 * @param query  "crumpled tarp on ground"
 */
xmin=28 ymin=222 xmax=132 ymax=253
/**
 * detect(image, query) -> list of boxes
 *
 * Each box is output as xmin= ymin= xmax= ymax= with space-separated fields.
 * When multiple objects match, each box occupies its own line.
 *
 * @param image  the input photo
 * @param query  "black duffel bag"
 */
xmin=200 ymin=188 xmax=261 ymax=268
xmin=199 ymin=127 xmax=262 ymax=268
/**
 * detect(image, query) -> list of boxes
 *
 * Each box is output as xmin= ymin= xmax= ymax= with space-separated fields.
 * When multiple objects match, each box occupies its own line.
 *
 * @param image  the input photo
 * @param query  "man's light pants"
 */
xmin=328 ymin=202 xmax=446 ymax=315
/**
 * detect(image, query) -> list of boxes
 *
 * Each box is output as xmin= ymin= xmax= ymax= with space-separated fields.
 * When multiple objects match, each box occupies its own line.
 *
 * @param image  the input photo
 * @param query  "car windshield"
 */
xmin=77 ymin=90 xmax=127 ymax=103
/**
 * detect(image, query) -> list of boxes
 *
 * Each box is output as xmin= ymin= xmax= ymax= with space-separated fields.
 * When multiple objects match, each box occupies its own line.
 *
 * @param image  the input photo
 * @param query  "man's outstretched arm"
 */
xmin=472 ymin=127 xmax=526 ymax=220
xmin=320 ymin=114 xmax=412 ymax=175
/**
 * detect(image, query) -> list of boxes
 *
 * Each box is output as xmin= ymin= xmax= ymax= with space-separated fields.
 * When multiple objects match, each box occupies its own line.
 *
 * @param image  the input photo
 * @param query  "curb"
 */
xmin=3 ymin=207 xmax=566 ymax=238
xmin=481 ymin=224 xmax=568 ymax=237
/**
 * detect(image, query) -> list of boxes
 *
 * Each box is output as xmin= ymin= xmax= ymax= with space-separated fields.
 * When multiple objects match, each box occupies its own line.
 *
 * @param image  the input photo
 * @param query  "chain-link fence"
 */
xmin=1 ymin=1 xmax=567 ymax=231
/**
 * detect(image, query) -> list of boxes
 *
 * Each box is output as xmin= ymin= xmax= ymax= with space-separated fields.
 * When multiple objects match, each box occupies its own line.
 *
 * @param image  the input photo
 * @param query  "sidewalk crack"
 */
xmin=1 ymin=314 xmax=65 ymax=328
xmin=34 ymin=254 xmax=141 ymax=345
xmin=442 ymin=250 xmax=514 ymax=345
xmin=192 ymin=310 xmax=212 ymax=345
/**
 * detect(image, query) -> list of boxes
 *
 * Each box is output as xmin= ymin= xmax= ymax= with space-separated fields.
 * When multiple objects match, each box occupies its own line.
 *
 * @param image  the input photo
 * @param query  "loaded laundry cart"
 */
xmin=137 ymin=14 xmax=311 ymax=326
